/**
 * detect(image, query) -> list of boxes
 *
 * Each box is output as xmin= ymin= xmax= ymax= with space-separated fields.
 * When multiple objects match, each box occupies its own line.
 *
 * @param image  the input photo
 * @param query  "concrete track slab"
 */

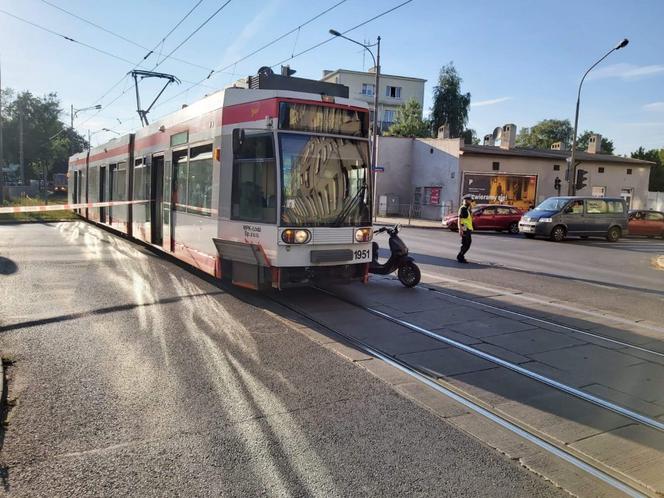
xmin=482 ymin=328 xmax=587 ymax=355
xmin=397 ymin=348 xmax=496 ymax=377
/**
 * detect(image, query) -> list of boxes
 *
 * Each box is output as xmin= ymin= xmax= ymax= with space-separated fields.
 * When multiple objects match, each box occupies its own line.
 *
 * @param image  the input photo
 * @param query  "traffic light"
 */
xmin=554 ymin=177 xmax=561 ymax=192
xmin=575 ymin=169 xmax=588 ymax=191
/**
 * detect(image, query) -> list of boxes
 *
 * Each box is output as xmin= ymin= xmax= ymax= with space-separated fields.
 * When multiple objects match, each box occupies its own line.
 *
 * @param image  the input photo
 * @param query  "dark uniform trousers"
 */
xmin=458 ymin=231 xmax=472 ymax=260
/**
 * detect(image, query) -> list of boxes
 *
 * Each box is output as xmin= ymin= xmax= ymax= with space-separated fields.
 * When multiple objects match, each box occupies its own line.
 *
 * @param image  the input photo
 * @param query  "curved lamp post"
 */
xmin=330 ymin=29 xmax=381 ymax=220
xmin=568 ymin=38 xmax=629 ymax=195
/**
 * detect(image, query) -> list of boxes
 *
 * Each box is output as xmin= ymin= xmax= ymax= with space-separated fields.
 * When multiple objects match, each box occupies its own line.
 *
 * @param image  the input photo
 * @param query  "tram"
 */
xmin=68 ymin=68 xmax=373 ymax=289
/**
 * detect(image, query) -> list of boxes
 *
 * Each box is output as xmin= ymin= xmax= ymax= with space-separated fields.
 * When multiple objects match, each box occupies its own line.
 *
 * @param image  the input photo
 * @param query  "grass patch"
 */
xmin=0 ymin=194 xmax=78 ymax=223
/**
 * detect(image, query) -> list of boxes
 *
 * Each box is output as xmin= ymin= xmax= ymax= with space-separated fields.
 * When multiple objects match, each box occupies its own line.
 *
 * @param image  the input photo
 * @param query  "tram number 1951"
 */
xmin=353 ymin=249 xmax=370 ymax=260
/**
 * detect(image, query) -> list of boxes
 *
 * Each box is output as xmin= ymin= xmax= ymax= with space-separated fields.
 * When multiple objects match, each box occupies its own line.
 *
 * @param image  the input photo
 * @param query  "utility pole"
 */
xmin=19 ymin=104 xmax=24 ymax=186
xmin=0 ymin=54 xmax=4 ymax=203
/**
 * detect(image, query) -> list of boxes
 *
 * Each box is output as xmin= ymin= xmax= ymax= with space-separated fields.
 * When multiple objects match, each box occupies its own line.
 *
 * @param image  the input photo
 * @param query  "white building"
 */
xmin=320 ymin=68 xmax=426 ymax=132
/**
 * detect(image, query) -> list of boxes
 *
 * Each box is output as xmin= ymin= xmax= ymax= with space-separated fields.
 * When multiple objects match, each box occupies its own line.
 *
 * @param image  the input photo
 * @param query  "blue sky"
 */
xmin=1 ymin=0 xmax=662 ymax=154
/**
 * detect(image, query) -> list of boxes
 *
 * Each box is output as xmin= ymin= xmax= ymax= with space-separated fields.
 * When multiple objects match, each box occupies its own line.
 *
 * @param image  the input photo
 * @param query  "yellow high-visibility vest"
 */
xmin=458 ymin=205 xmax=473 ymax=232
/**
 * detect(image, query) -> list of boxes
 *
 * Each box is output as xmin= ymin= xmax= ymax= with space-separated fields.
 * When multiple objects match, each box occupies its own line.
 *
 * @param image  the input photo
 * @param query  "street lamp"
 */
xmin=71 ymin=104 xmax=102 ymax=130
xmin=568 ymin=38 xmax=629 ymax=195
xmin=330 ymin=29 xmax=381 ymax=220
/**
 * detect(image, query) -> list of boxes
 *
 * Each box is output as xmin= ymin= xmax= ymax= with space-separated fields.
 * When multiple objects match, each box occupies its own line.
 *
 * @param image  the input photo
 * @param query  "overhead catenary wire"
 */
xmin=39 ymin=0 xmax=216 ymax=73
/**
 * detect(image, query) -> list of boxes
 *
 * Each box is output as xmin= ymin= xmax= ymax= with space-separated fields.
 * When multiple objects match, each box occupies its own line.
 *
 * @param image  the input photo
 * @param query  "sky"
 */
xmin=0 ymin=0 xmax=662 ymax=154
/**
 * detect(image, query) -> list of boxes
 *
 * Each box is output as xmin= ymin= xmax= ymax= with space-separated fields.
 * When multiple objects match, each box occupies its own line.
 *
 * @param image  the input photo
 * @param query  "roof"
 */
xmin=321 ymin=68 xmax=427 ymax=83
xmin=460 ymin=144 xmax=655 ymax=166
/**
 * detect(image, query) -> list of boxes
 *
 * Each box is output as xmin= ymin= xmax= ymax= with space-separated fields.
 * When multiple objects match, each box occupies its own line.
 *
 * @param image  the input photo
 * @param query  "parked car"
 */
xmin=628 ymin=210 xmax=664 ymax=238
xmin=518 ymin=196 xmax=628 ymax=242
xmin=442 ymin=204 xmax=523 ymax=234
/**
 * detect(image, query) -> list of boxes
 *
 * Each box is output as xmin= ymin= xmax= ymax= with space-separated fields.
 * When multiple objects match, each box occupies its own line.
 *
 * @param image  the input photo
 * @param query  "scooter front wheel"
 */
xmin=397 ymin=261 xmax=421 ymax=288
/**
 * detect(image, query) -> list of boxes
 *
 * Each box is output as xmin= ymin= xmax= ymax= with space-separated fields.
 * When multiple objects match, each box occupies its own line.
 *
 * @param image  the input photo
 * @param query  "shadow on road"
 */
xmin=0 ymin=257 xmax=18 ymax=276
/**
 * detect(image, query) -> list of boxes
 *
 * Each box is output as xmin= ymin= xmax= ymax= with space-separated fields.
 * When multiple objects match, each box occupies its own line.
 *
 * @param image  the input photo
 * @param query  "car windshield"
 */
xmin=535 ymin=197 xmax=568 ymax=211
xmin=279 ymin=133 xmax=371 ymax=227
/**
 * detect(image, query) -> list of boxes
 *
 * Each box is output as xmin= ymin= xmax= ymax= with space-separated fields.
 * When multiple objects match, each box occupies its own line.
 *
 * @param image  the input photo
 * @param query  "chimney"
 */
xmin=500 ymin=123 xmax=516 ymax=149
xmin=322 ymin=70 xmax=333 ymax=78
xmin=437 ymin=124 xmax=450 ymax=139
xmin=483 ymin=134 xmax=495 ymax=146
xmin=550 ymin=141 xmax=566 ymax=151
xmin=587 ymin=133 xmax=602 ymax=154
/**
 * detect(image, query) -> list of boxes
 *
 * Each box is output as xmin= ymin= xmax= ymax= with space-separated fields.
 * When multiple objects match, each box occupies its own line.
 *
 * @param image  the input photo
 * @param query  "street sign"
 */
xmin=371 ymin=166 xmax=385 ymax=173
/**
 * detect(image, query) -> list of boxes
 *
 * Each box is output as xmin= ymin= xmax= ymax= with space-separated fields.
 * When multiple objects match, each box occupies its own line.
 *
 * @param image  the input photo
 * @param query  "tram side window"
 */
xmin=231 ymin=130 xmax=276 ymax=223
xmin=133 ymin=158 xmax=151 ymax=221
xmin=115 ymin=162 xmax=127 ymax=201
xmin=173 ymin=149 xmax=188 ymax=213
xmin=187 ymin=144 xmax=213 ymax=216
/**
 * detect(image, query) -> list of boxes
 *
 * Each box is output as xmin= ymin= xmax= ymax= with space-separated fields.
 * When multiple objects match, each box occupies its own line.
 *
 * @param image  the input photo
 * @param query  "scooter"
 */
xmin=369 ymin=224 xmax=421 ymax=288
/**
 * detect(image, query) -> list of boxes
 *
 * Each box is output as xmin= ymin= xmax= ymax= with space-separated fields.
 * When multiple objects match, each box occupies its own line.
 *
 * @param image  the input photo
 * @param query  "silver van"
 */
xmin=518 ymin=196 xmax=628 ymax=242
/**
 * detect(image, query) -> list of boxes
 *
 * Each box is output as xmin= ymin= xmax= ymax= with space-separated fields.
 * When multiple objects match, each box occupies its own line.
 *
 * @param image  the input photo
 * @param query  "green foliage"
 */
xmin=430 ymin=62 xmax=471 ymax=139
xmin=385 ymin=99 xmax=430 ymax=137
xmin=0 ymin=88 xmax=87 ymax=183
xmin=576 ymin=130 xmax=614 ymax=154
xmin=631 ymin=146 xmax=664 ymax=191
xmin=516 ymin=119 xmax=573 ymax=149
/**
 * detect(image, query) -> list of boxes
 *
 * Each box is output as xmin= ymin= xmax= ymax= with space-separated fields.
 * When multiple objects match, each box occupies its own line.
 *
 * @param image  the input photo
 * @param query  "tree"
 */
xmin=631 ymin=146 xmax=664 ymax=191
xmin=430 ymin=62 xmax=471 ymax=139
xmin=0 ymin=89 xmax=86 ymax=183
xmin=385 ymin=99 xmax=430 ymax=137
xmin=576 ymin=130 xmax=614 ymax=154
xmin=516 ymin=119 xmax=573 ymax=149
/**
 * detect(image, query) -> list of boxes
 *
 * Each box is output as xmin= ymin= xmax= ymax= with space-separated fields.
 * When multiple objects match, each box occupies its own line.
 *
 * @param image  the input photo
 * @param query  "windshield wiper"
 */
xmin=332 ymin=182 xmax=367 ymax=227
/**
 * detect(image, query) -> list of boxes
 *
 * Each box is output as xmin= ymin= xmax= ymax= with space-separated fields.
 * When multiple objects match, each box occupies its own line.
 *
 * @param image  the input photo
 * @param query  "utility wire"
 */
xmin=135 ymin=0 xmax=349 ymax=117
xmin=39 ymin=0 xmax=216 ymax=73
xmin=153 ymin=0 xmax=233 ymax=71
xmin=0 ymin=8 xmax=138 ymax=66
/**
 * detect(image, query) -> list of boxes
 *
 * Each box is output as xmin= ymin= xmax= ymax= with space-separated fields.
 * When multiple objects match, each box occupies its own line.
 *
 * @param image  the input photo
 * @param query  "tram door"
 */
xmin=150 ymin=154 xmax=164 ymax=246
xmin=99 ymin=166 xmax=107 ymax=223
xmin=108 ymin=164 xmax=116 ymax=224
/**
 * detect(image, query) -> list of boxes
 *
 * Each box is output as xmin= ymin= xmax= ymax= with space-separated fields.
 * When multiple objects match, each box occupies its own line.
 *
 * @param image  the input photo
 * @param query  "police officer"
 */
xmin=457 ymin=194 xmax=474 ymax=263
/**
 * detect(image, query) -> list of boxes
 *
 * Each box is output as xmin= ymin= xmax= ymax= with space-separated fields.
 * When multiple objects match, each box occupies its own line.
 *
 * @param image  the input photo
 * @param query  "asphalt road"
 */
xmin=388 ymin=227 xmax=664 ymax=323
xmin=0 ymin=222 xmax=566 ymax=497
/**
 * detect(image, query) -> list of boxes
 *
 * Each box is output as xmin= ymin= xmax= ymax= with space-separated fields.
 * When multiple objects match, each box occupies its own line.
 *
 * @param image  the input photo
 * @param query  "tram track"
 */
xmin=270 ymin=290 xmax=653 ymax=497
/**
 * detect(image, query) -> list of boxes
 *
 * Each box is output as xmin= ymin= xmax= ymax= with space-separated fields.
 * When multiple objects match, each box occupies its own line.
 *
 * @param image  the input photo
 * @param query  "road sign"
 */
xmin=371 ymin=166 xmax=385 ymax=173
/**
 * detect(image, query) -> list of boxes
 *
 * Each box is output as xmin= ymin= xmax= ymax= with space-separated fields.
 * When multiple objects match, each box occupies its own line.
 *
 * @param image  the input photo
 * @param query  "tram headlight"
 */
xmin=355 ymin=227 xmax=372 ymax=242
xmin=281 ymin=229 xmax=311 ymax=244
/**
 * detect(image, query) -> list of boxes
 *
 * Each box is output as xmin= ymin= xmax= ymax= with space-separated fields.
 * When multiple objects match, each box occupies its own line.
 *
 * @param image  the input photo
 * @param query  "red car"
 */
xmin=442 ymin=204 xmax=523 ymax=234
xmin=628 ymin=210 xmax=664 ymax=238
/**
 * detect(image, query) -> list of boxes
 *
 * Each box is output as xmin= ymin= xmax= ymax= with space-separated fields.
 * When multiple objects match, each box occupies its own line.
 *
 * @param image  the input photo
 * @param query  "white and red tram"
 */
xmin=68 ymin=70 xmax=373 ymax=289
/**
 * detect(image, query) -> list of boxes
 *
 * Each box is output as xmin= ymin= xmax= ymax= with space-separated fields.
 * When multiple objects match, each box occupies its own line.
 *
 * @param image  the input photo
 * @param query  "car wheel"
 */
xmin=524 ymin=234 xmax=535 ymax=239
xmin=508 ymin=222 xmax=519 ymax=234
xmin=550 ymin=225 xmax=566 ymax=242
xmin=606 ymin=226 xmax=621 ymax=242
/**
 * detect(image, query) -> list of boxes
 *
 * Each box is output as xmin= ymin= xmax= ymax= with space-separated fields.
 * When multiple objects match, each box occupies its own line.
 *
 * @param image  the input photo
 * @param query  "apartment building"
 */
xmin=320 ymin=68 xmax=426 ymax=132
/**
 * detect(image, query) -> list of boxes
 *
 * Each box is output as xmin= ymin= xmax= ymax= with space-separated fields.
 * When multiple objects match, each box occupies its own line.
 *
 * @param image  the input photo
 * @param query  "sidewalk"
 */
xmin=375 ymin=216 xmax=442 ymax=229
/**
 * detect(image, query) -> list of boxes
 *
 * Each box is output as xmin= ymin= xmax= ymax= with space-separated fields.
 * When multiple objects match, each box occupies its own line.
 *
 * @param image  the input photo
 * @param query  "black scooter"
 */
xmin=369 ymin=225 xmax=421 ymax=287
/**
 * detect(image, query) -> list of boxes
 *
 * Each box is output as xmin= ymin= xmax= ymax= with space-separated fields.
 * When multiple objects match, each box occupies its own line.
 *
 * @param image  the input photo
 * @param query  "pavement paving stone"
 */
xmin=361 ymin=330 xmax=450 ymax=356
xmin=470 ymin=342 xmax=532 ymax=364
xmin=446 ymin=317 xmax=536 ymax=338
xmin=495 ymin=391 xmax=633 ymax=444
xmin=527 ymin=344 xmax=646 ymax=381
xmin=397 ymin=348 xmax=497 ymax=377
xmin=578 ymin=383 xmax=664 ymax=418
xmin=570 ymin=424 xmax=664 ymax=494
xmin=394 ymin=381 xmax=471 ymax=419
xmin=447 ymin=366 xmax=553 ymax=407
xmin=481 ymin=328 xmax=587 ymax=355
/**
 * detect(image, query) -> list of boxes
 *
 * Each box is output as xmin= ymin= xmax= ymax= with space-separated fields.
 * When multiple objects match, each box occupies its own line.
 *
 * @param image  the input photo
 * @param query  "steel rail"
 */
xmin=315 ymin=287 xmax=664 ymax=433
xmin=271 ymin=295 xmax=647 ymax=498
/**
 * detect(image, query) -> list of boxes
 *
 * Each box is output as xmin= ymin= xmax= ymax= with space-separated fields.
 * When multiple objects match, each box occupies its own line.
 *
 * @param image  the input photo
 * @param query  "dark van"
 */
xmin=518 ymin=196 xmax=628 ymax=242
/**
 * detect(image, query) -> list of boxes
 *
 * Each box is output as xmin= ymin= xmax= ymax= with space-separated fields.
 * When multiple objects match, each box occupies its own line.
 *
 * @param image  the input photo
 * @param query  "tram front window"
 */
xmin=279 ymin=133 xmax=371 ymax=227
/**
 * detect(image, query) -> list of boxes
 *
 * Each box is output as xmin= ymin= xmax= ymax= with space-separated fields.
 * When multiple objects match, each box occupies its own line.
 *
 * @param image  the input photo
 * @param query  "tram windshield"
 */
xmin=279 ymin=133 xmax=371 ymax=227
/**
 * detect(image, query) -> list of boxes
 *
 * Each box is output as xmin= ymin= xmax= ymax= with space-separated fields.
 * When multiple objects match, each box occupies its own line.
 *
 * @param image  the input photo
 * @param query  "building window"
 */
xmin=598 ymin=167 xmax=604 ymax=173
xmin=553 ymin=164 xmax=560 ymax=171
xmin=385 ymin=86 xmax=401 ymax=98
xmin=383 ymin=109 xmax=396 ymax=124
xmin=492 ymin=162 xmax=500 ymax=171
xmin=626 ymin=168 xmax=632 ymax=175
xmin=361 ymin=83 xmax=375 ymax=96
